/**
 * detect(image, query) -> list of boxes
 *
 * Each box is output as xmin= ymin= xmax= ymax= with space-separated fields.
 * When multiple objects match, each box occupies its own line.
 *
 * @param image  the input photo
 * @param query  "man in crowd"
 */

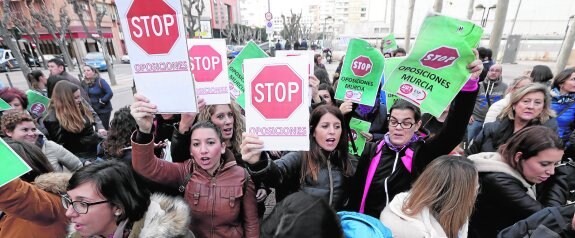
xmin=467 ymin=64 xmax=507 ymax=143
xmin=47 ymin=58 xmax=88 ymax=99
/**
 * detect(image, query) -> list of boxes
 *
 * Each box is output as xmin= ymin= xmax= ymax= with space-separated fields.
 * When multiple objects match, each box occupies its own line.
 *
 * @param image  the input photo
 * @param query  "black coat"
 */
xmin=498 ymin=204 xmax=575 ymax=238
xmin=466 ymin=117 xmax=558 ymax=156
xmin=247 ymin=151 xmax=355 ymax=211
xmin=469 ymin=166 xmax=569 ymax=238
xmin=346 ymin=89 xmax=478 ymax=218
xmin=43 ymin=110 xmax=100 ymax=159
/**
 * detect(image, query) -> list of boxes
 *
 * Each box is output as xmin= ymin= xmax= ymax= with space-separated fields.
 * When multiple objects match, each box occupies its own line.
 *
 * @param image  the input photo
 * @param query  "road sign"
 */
xmin=420 ymin=46 xmax=459 ymax=69
xmin=265 ymin=12 xmax=273 ymax=21
xmin=351 ymin=56 xmax=373 ymax=77
xmin=187 ymin=39 xmax=230 ymax=105
xmin=117 ymin=0 xmax=198 ymax=113
xmin=244 ymin=56 xmax=310 ymax=151
xmin=266 ymin=21 xmax=273 ymax=34
xmin=126 ymin=0 xmax=179 ymax=55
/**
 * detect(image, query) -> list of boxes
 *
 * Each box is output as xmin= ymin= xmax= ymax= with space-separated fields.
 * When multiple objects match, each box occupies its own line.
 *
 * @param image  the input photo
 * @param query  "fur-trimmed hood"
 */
xmin=33 ymin=172 xmax=72 ymax=194
xmin=468 ymin=152 xmax=536 ymax=199
xmin=68 ymin=193 xmax=194 ymax=238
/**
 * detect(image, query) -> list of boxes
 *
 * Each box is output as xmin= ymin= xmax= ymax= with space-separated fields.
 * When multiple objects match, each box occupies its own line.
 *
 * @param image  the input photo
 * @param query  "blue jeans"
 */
xmin=467 ymin=120 xmax=483 ymax=143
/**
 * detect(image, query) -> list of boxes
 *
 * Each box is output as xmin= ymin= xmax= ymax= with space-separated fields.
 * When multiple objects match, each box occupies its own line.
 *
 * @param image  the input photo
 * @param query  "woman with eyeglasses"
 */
xmin=64 ymin=160 xmax=195 ymax=238
xmin=466 ymin=83 xmax=557 ymax=155
xmin=0 ymin=139 xmax=69 ymax=238
xmin=345 ymin=57 xmax=483 ymax=218
xmin=468 ymin=126 xmax=569 ymax=238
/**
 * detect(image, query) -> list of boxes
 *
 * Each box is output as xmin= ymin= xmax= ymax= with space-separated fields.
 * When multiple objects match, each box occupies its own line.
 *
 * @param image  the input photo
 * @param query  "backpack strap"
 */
xmin=557 ymin=101 xmax=575 ymax=118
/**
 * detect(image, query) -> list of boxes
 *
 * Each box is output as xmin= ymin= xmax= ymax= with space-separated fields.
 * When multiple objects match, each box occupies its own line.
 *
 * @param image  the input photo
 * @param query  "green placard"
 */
xmin=0 ymin=98 xmax=12 ymax=111
xmin=0 ymin=138 xmax=31 ymax=187
xmin=26 ymin=90 xmax=50 ymax=117
xmin=381 ymin=57 xmax=405 ymax=112
xmin=383 ymin=14 xmax=483 ymax=117
xmin=348 ymin=118 xmax=371 ymax=156
xmin=228 ymin=41 xmax=269 ymax=108
xmin=382 ymin=34 xmax=398 ymax=51
xmin=335 ymin=38 xmax=385 ymax=106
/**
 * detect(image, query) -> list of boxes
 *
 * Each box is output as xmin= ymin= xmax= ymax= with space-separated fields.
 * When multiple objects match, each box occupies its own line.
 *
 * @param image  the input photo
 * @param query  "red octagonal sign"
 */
xmin=189 ymin=45 xmax=222 ymax=82
xmin=420 ymin=46 xmax=459 ymax=69
xmin=252 ymin=65 xmax=303 ymax=119
xmin=126 ymin=0 xmax=179 ymax=55
xmin=351 ymin=56 xmax=373 ymax=77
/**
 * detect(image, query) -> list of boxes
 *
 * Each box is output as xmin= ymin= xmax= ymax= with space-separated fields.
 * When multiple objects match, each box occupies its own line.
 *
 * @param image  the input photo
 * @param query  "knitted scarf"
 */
xmin=383 ymin=133 xmax=420 ymax=152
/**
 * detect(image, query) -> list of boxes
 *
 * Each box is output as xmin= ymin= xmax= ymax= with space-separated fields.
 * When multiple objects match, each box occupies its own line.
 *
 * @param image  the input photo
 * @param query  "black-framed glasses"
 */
xmin=61 ymin=194 xmax=109 ymax=214
xmin=389 ymin=120 xmax=415 ymax=129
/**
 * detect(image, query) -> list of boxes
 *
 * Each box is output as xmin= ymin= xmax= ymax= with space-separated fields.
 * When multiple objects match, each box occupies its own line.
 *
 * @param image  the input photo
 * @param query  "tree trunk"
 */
xmin=389 ymin=0 xmax=396 ymax=34
xmin=99 ymin=39 xmax=117 ymax=85
xmin=489 ymin=0 xmax=509 ymax=61
xmin=405 ymin=0 xmax=416 ymax=51
xmin=557 ymin=19 xmax=575 ymax=72
xmin=0 ymin=32 xmax=32 ymax=86
xmin=467 ymin=0 xmax=475 ymax=20
xmin=58 ymin=39 xmax=75 ymax=70
xmin=433 ymin=0 xmax=443 ymax=13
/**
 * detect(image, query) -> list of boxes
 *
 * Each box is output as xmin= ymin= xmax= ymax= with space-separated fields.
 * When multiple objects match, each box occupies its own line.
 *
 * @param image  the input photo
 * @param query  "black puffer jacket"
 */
xmin=469 ymin=152 xmax=569 ymax=238
xmin=247 ymin=151 xmax=355 ymax=211
xmin=498 ymin=204 xmax=575 ymax=238
xmin=346 ymin=89 xmax=477 ymax=218
xmin=43 ymin=108 xmax=102 ymax=159
xmin=466 ymin=117 xmax=558 ymax=156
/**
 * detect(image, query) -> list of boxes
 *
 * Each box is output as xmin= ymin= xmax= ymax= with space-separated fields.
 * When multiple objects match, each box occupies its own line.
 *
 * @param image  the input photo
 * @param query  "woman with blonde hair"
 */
xmin=43 ymin=81 xmax=105 ymax=162
xmin=466 ymin=83 xmax=557 ymax=155
xmin=380 ymin=155 xmax=478 ymax=238
xmin=484 ymin=75 xmax=533 ymax=124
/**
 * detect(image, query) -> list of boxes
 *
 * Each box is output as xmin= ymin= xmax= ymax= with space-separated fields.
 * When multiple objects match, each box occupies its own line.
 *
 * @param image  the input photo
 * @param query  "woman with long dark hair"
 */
xmin=81 ymin=65 xmax=113 ymax=130
xmin=242 ymin=105 xmax=354 ymax=210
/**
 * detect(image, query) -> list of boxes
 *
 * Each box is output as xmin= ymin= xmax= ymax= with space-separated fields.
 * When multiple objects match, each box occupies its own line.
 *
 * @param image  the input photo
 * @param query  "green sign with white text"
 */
xmin=228 ymin=41 xmax=268 ymax=108
xmin=335 ymin=38 xmax=384 ymax=106
xmin=382 ymin=34 xmax=398 ymax=52
xmin=348 ymin=118 xmax=371 ymax=156
xmin=381 ymin=57 xmax=405 ymax=112
xmin=0 ymin=98 xmax=11 ymax=111
xmin=383 ymin=14 xmax=483 ymax=117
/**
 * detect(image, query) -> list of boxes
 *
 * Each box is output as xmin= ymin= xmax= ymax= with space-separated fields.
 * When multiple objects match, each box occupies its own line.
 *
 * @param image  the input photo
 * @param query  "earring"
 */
xmin=115 ymin=211 xmax=121 ymax=216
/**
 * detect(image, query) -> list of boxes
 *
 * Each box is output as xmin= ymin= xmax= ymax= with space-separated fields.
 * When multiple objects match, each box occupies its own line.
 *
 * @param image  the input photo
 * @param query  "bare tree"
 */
xmin=280 ymin=10 xmax=302 ymax=44
xmin=299 ymin=24 xmax=312 ymax=41
xmin=10 ymin=14 xmax=48 ymax=69
xmin=27 ymin=0 xmax=75 ymax=70
xmin=405 ymin=0 xmax=416 ymax=51
xmin=183 ymin=0 xmax=205 ymax=38
xmin=0 ymin=0 xmax=32 ymax=82
xmin=69 ymin=0 xmax=117 ymax=85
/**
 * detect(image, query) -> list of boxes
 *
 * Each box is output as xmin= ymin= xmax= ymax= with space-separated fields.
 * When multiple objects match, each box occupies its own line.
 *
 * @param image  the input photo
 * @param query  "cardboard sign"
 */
xmin=0 ymin=98 xmax=12 ymax=111
xmin=244 ymin=56 xmax=310 ymax=151
xmin=349 ymin=118 xmax=371 ymax=156
xmin=187 ymin=39 xmax=231 ymax=105
xmin=274 ymin=50 xmax=316 ymax=105
xmin=228 ymin=41 xmax=268 ymax=108
xmin=0 ymin=138 xmax=31 ymax=187
xmin=383 ymin=14 xmax=483 ymax=117
xmin=117 ymin=0 xmax=197 ymax=113
xmin=26 ymin=90 xmax=50 ymax=117
xmin=335 ymin=38 xmax=385 ymax=106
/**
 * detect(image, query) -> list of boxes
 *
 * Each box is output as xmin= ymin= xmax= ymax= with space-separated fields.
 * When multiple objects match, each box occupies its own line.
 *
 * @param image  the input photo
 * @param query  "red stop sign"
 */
xmin=351 ymin=56 xmax=373 ymax=77
xmin=188 ymin=45 xmax=222 ymax=82
xmin=126 ymin=0 xmax=179 ymax=55
xmin=420 ymin=46 xmax=459 ymax=69
xmin=252 ymin=65 xmax=303 ymax=119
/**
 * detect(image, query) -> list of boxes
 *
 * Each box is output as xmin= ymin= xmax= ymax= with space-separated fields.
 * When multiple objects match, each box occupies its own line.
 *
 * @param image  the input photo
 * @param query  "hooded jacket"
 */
xmin=0 ymin=172 xmax=71 ymax=238
xmin=131 ymin=133 xmax=260 ymax=238
xmin=468 ymin=152 xmax=569 ymax=238
xmin=68 ymin=193 xmax=195 ymax=238
xmin=465 ymin=117 xmax=558 ymax=156
xmin=380 ymin=192 xmax=468 ymax=238
xmin=346 ymin=89 xmax=478 ymax=218
xmin=472 ymin=77 xmax=507 ymax=121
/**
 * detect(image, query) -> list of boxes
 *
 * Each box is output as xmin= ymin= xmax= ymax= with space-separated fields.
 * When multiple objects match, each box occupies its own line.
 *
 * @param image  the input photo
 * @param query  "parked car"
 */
xmin=121 ymin=55 xmax=130 ymax=64
xmin=227 ymin=45 xmax=244 ymax=59
xmin=0 ymin=49 xmax=20 ymax=72
xmin=83 ymin=52 xmax=112 ymax=71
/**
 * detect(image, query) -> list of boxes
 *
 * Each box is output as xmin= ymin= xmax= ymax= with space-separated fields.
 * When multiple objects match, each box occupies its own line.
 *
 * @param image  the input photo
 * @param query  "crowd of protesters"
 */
xmin=2 ymin=40 xmax=575 ymax=238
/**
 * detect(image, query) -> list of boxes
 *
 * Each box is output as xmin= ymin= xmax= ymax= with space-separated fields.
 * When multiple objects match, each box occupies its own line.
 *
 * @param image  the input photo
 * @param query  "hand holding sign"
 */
xmin=131 ymin=94 xmax=158 ymax=134
xmin=179 ymin=97 xmax=206 ymax=133
xmin=241 ymin=132 xmax=264 ymax=164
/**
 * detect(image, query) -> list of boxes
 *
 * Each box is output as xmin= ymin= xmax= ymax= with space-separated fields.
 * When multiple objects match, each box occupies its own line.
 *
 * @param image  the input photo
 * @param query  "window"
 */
xmin=361 ymin=8 xmax=366 ymax=12
xmin=361 ymin=13 xmax=366 ymax=17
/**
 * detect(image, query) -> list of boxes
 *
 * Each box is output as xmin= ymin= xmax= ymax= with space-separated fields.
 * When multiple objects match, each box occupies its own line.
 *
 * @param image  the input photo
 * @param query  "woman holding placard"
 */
xmin=345 ymin=58 xmax=483 ymax=219
xmin=129 ymin=95 xmax=260 ymax=238
xmin=241 ymin=105 xmax=354 ymax=210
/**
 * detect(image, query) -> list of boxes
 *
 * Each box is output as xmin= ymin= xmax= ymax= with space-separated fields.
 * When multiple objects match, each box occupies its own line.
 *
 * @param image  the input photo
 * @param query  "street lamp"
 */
xmin=323 ymin=16 xmax=332 ymax=47
xmin=476 ymin=3 xmax=496 ymax=27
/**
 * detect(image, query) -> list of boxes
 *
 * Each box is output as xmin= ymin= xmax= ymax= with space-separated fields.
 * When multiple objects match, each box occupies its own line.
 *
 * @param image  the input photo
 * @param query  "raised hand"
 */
xmin=241 ymin=132 xmax=264 ymax=165
xmin=130 ymin=94 xmax=157 ymax=134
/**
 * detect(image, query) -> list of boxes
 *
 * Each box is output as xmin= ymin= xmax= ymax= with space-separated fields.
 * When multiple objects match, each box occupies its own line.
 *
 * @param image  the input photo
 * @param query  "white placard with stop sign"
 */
xmin=244 ymin=56 xmax=310 ymax=151
xmin=274 ymin=50 xmax=315 ymax=106
xmin=187 ymin=39 xmax=230 ymax=105
xmin=117 ymin=0 xmax=197 ymax=113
